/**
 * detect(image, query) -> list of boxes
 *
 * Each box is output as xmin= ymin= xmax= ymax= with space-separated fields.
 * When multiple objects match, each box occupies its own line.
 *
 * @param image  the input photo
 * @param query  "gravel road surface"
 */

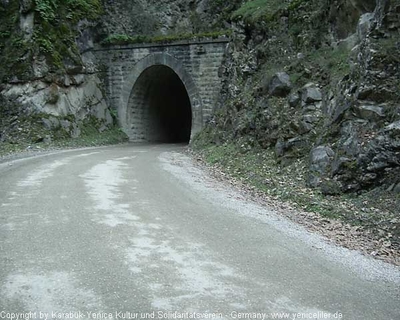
xmin=0 ymin=144 xmax=399 ymax=319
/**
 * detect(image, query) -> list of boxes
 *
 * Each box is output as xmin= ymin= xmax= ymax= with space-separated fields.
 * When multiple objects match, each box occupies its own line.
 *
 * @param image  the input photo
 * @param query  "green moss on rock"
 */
xmin=100 ymin=30 xmax=231 ymax=46
xmin=0 ymin=0 xmax=102 ymax=82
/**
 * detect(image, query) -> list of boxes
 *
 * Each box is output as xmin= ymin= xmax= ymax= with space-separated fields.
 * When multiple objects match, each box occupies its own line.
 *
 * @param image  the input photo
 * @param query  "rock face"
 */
xmin=0 ymin=0 xmax=116 ymax=143
xmin=0 ymin=72 xmax=113 ymax=141
xmin=198 ymin=0 xmax=400 ymax=193
xmin=320 ymin=0 xmax=400 ymax=192
xmin=2 ymin=75 xmax=107 ymax=118
xmin=0 ymin=68 xmax=113 ymax=140
xmin=96 ymin=0 xmax=231 ymax=37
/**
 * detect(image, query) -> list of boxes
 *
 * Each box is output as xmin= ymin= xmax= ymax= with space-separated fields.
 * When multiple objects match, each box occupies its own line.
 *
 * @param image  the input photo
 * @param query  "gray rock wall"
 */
xmin=96 ymin=0 xmax=221 ymax=39
xmin=201 ymin=0 xmax=400 ymax=193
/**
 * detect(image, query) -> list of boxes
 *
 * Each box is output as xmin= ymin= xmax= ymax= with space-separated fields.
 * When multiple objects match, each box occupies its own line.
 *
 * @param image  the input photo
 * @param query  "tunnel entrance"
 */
xmin=128 ymin=65 xmax=192 ymax=143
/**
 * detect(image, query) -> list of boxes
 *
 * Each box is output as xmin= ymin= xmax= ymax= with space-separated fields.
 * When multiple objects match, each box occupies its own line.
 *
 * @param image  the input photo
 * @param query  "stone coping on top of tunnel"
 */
xmin=90 ymin=37 xmax=230 ymax=52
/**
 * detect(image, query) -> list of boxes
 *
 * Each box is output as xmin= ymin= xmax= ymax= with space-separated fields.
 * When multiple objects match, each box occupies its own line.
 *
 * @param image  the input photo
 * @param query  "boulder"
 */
xmin=355 ymin=104 xmax=385 ymax=121
xmin=308 ymin=146 xmax=335 ymax=187
xmin=338 ymin=121 xmax=362 ymax=157
xmin=268 ymin=72 xmax=292 ymax=97
xmin=288 ymin=92 xmax=300 ymax=108
xmin=301 ymin=83 xmax=322 ymax=104
xmin=41 ymin=118 xmax=53 ymax=130
xmin=310 ymin=146 xmax=335 ymax=173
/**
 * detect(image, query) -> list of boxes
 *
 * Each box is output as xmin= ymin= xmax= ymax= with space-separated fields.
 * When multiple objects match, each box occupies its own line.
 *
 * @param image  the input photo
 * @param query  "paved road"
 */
xmin=0 ymin=144 xmax=399 ymax=319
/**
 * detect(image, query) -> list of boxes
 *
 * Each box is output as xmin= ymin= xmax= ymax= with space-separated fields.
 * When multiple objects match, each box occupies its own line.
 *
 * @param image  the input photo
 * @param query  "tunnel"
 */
xmin=128 ymin=65 xmax=193 ymax=143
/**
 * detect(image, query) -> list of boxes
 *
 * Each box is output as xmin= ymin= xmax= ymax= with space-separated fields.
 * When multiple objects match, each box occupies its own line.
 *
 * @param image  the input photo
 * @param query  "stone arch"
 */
xmin=120 ymin=52 xmax=203 ymax=142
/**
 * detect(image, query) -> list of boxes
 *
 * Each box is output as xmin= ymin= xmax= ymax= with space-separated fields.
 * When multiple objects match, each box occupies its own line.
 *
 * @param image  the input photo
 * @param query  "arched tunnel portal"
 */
xmin=122 ymin=53 xmax=203 ymax=143
xmin=129 ymin=66 xmax=192 ymax=143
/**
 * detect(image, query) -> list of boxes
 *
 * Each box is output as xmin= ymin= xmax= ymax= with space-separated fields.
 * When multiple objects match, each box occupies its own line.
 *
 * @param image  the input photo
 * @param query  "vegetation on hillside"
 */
xmin=0 ymin=0 xmax=102 ymax=82
xmin=0 ymin=104 xmax=128 ymax=158
xmin=231 ymin=0 xmax=308 ymax=23
xmin=100 ymin=30 xmax=231 ymax=46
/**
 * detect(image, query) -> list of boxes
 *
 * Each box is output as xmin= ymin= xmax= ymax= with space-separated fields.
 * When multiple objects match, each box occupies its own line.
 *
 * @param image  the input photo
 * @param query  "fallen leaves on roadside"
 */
xmin=187 ymin=147 xmax=400 ymax=267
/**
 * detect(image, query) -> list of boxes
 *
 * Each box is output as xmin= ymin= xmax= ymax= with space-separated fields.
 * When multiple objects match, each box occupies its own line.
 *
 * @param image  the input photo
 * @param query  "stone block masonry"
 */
xmin=90 ymin=39 xmax=228 ymax=142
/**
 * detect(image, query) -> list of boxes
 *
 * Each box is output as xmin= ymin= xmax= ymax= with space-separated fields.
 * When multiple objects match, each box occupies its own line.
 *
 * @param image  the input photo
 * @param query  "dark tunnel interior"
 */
xmin=129 ymin=65 xmax=193 ymax=143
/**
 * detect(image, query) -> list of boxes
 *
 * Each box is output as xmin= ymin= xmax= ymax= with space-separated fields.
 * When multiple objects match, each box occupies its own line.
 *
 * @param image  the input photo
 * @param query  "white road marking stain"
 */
xmin=17 ymin=159 xmax=69 ymax=188
xmin=125 ymin=226 xmax=245 ymax=311
xmin=1 ymin=153 xmax=102 ymax=230
xmin=115 ymin=156 xmax=138 ymax=161
xmin=75 ymin=152 xmax=100 ymax=158
xmin=0 ymin=222 xmax=16 ymax=231
xmin=16 ymin=152 xmax=99 ymax=189
xmin=1 ymin=271 xmax=103 ymax=313
xmin=80 ymin=158 xmax=140 ymax=227
xmin=7 ymin=191 xmax=18 ymax=200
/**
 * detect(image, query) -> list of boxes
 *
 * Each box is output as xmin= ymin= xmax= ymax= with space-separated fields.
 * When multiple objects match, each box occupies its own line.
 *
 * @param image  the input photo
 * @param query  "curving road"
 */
xmin=0 ymin=144 xmax=399 ymax=319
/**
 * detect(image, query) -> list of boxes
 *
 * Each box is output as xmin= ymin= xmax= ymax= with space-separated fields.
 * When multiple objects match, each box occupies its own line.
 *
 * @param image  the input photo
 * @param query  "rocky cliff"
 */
xmin=0 ymin=0 xmax=113 ymax=146
xmin=195 ymin=0 xmax=400 ymax=195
